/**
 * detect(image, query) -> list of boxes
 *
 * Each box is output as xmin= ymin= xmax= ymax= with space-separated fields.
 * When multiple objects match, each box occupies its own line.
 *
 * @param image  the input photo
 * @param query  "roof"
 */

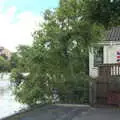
xmin=106 ymin=27 xmax=120 ymax=41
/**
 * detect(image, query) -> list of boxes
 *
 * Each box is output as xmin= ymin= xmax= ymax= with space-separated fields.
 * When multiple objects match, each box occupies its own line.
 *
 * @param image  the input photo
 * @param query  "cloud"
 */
xmin=0 ymin=6 xmax=43 ymax=52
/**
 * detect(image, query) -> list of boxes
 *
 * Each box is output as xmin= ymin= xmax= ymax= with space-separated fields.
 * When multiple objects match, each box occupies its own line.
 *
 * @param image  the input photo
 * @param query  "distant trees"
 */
xmin=0 ymin=56 xmax=10 ymax=72
xmin=0 ymin=52 xmax=21 ymax=73
xmin=10 ymin=53 xmax=19 ymax=69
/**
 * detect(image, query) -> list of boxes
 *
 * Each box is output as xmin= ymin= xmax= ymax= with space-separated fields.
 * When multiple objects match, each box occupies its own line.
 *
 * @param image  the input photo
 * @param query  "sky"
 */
xmin=0 ymin=0 xmax=59 ymax=51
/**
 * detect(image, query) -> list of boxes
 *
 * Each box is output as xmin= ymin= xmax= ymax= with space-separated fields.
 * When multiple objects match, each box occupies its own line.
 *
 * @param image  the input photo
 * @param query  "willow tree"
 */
xmin=11 ymin=0 xmax=103 ymax=105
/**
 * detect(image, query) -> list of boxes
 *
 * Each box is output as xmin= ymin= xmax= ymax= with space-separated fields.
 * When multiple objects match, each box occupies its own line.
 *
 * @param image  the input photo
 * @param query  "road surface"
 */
xmin=4 ymin=104 xmax=120 ymax=120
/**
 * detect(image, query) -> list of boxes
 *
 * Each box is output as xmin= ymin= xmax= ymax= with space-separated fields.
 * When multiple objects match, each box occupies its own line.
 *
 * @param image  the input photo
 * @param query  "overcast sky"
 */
xmin=0 ymin=0 xmax=59 ymax=51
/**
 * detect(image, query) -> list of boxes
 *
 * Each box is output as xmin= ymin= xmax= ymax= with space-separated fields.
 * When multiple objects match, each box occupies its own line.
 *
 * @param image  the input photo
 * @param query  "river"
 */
xmin=0 ymin=74 xmax=26 ymax=119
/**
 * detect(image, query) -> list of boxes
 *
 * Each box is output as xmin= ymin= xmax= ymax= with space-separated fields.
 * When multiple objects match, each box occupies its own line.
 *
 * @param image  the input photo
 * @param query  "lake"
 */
xmin=0 ymin=74 xmax=26 ymax=119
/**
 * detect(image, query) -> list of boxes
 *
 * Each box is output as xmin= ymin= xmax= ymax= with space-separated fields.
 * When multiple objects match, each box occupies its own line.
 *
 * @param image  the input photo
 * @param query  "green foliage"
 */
xmin=10 ymin=53 xmax=19 ymax=69
xmin=83 ymin=0 xmax=120 ymax=29
xmin=11 ymin=0 xmax=104 ymax=105
xmin=10 ymin=68 xmax=24 ymax=86
xmin=0 ymin=56 xmax=10 ymax=72
xmin=54 ymin=72 xmax=90 ymax=103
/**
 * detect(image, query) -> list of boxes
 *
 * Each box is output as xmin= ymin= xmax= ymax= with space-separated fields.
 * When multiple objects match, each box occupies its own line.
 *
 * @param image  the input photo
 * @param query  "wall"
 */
xmin=104 ymin=44 xmax=120 ymax=64
xmin=89 ymin=48 xmax=98 ymax=78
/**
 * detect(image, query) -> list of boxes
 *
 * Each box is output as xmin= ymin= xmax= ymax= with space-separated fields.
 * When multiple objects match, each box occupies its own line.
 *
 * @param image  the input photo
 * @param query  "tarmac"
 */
xmin=3 ymin=104 xmax=120 ymax=120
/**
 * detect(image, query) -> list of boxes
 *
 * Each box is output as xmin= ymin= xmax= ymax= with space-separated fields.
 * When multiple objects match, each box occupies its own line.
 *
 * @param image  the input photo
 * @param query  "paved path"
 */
xmin=5 ymin=105 xmax=120 ymax=120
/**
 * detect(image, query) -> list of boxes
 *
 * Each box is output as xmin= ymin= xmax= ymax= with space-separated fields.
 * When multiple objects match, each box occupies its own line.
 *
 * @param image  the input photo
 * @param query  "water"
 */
xmin=0 ymin=74 xmax=26 ymax=119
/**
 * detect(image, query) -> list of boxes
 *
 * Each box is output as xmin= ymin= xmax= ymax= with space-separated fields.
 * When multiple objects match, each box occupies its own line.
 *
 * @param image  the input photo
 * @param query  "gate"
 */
xmin=96 ymin=64 xmax=120 ymax=105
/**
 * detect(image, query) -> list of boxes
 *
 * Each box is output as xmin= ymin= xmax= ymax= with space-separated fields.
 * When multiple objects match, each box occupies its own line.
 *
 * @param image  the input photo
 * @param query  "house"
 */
xmin=0 ymin=46 xmax=11 ymax=60
xmin=89 ymin=27 xmax=120 ymax=78
xmin=89 ymin=27 xmax=120 ymax=105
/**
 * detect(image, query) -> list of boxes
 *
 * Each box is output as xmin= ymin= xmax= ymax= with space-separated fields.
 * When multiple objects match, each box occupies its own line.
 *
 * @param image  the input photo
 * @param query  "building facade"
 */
xmin=0 ymin=47 xmax=11 ymax=60
xmin=89 ymin=27 xmax=120 ymax=78
xmin=89 ymin=27 xmax=120 ymax=105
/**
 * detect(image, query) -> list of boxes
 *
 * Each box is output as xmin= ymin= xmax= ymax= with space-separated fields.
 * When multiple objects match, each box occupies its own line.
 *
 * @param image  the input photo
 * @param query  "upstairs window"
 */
xmin=94 ymin=47 xmax=103 ymax=67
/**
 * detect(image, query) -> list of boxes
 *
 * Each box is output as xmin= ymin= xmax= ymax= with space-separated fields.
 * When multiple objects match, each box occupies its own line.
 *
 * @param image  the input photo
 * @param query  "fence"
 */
xmin=95 ymin=64 xmax=120 ymax=105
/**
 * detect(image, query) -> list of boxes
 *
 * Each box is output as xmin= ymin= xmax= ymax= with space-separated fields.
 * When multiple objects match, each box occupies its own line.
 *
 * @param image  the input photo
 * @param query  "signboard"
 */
xmin=117 ymin=51 xmax=120 ymax=62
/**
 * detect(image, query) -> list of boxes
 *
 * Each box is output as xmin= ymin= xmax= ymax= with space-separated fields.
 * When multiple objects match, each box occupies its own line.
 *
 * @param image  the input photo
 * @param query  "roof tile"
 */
xmin=106 ymin=27 xmax=120 ymax=41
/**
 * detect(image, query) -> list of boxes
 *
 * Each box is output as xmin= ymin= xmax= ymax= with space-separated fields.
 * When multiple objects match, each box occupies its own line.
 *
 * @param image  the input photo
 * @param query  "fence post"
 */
xmin=89 ymin=79 xmax=96 ymax=105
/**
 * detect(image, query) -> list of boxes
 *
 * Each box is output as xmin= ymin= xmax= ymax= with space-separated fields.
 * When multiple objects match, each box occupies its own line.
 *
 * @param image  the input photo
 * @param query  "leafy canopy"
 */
xmin=83 ymin=0 xmax=120 ymax=29
xmin=0 ymin=56 xmax=10 ymax=72
xmin=11 ymin=0 xmax=103 ymax=105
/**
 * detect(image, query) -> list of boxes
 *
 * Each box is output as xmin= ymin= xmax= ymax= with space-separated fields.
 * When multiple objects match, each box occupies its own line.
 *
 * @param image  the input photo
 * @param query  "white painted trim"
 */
xmin=98 ymin=41 xmax=120 ymax=45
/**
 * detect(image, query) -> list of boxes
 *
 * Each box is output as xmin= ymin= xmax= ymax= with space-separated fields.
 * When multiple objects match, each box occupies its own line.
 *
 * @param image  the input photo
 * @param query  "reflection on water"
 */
xmin=0 ymin=74 xmax=26 ymax=119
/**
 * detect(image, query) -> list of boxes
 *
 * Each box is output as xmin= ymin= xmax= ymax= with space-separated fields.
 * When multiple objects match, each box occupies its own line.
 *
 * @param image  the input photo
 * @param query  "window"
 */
xmin=94 ymin=47 xmax=103 ymax=67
